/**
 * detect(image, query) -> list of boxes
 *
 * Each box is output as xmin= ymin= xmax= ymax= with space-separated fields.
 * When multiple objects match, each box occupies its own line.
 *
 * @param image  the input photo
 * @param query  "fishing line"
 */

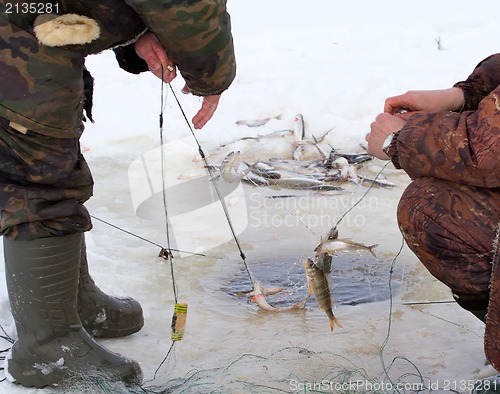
xmin=378 ymin=237 xmax=409 ymax=392
xmin=166 ymin=82 xmax=255 ymax=284
xmin=153 ymin=342 xmax=175 ymax=380
xmin=89 ymin=214 xmax=211 ymax=258
xmin=334 ymin=161 xmax=391 ymax=228
xmin=323 ymin=160 xmax=431 ymax=392
xmin=158 ymin=69 xmax=180 ymax=304
xmin=141 ymin=67 xmax=183 ymax=385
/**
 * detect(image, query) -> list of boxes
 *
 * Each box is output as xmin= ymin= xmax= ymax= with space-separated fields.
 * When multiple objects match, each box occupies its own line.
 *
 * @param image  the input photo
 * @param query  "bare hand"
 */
xmin=182 ymin=84 xmax=221 ymax=129
xmin=365 ymin=113 xmax=406 ymax=160
xmin=134 ymin=32 xmax=176 ymax=83
xmin=384 ymin=88 xmax=465 ymax=114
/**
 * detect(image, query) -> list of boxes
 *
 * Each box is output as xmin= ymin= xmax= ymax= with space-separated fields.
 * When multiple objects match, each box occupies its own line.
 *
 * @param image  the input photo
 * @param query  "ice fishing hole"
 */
xmin=223 ymin=253 xmax=402 ymax=308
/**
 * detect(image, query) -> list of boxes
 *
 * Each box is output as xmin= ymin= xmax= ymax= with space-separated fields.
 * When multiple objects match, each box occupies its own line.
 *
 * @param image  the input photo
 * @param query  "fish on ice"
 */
xmin=235 ymin=113 xmax=283 ymax=127
xmin=219 ymin=151 xmax=251 ymax=184
xmin=292 ymin=113 xmax=305 ymax=161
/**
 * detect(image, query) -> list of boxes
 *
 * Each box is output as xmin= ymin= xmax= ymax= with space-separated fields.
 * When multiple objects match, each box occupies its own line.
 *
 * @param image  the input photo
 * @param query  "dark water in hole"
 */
xmin=222 ymin=252 xmax=402 ymax=308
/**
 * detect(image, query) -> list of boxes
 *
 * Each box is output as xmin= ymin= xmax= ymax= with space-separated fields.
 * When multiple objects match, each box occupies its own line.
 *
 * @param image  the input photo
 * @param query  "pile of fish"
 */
xmin=199 ymin=114 xmax=389 ymax=330
xmin=206 ymin=114 xmax=396 ymax=191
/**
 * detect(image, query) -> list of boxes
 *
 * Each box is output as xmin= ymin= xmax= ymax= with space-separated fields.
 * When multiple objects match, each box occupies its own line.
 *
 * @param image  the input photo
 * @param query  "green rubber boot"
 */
xmin=78 ymin=236 xmax=144 ymax=338
xmin=3 ymin=234 xmax=142 ymax=388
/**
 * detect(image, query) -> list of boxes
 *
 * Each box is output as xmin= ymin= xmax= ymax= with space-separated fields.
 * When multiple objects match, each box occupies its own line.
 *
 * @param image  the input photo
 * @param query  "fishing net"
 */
xmin=52 ymin=346 xmax=450 ymax=394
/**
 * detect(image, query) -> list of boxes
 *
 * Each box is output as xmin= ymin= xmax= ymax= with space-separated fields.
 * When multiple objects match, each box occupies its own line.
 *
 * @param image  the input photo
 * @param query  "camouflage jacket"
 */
xmin=388 ymin=54 xmax=500 ymax=190
xmin=0 ymin=0 xmax=236 ymax=138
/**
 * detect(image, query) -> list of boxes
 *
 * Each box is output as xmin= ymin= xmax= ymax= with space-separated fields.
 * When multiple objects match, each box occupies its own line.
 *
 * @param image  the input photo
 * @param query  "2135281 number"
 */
xmin=5 ymin=3 xmax=59 ymax=14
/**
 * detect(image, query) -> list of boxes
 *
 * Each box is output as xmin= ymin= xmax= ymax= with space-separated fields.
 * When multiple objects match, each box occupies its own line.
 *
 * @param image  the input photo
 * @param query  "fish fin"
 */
xmin=329 ymin=319 xmax=334 ymax=332
xmin=333 ymin=317 xmax=343 ymax=329
xmin=291 ymin=300 xmax=306 ymax=310
xmin=262 ymin=287 xmax=284 ymax=296
xmin=307 ymin=283 xmax=313 ymax=295
xmin=368 ymin=244 xmax=379 ymax=258
xmin=314 ymin=236 xmax=324 ymax=252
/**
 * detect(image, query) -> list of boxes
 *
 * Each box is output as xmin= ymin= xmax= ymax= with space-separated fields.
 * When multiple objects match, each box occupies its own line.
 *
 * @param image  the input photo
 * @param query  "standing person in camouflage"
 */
xmin=0 ymin=0 xmax=235 ymax=388
xmin=365 ymin=55 xmax=500 ymax=392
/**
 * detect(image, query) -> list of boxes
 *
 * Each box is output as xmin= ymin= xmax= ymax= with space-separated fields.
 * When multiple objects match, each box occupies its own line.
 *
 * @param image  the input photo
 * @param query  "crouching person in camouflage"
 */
xmin=366 ymin=55 xmax=500 ymax=393
xmin=0 ymin=0 xmax=235 ymax=388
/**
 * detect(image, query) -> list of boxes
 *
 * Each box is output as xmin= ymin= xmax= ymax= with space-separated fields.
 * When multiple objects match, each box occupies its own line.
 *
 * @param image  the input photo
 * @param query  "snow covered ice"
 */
xmin=1 ymin=0 xmax=500 ymax=392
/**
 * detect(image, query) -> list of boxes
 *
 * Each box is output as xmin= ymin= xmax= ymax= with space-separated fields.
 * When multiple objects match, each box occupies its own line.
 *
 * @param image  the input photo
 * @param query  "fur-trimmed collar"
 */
xmin=34 ymin=13 xmax=100 ymax=47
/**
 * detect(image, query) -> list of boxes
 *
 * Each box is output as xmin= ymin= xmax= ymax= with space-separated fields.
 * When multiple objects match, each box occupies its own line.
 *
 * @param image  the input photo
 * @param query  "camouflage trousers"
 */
xmin=0 ymin=117 xmax=93 ymax=240
xmin=398 ymin=177 xmax=500 ymax=370
xmin=397 ymin=177 xmax=500 ymax=300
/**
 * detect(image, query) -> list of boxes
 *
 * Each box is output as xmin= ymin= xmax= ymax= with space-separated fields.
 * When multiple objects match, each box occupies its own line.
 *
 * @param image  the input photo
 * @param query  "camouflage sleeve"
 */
xmin=125 ymin=0 xmax=236 ymax=96
xmin=454 ymin=53 xmax=500 ymax=111
xmin=390 ymin=86 xmax=500 ymax=188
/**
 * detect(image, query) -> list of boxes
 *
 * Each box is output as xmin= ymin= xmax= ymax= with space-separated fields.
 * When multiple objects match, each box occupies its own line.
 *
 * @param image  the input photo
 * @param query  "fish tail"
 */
xmin=329 ymin=319 xmax=334 ymax=332
xmin=368 ymin=244 xmax=379 ymax=258
xmin=333 ymin=317 xmax=343 ymax=329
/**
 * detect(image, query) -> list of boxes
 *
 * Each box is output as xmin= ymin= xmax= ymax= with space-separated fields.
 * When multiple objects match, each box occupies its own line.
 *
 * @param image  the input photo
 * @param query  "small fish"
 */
xmin=331 ymin=157 xmax=349 ymax=179
xmin=308 ymin=184 xmax=344 ymax=192
xmin=302 ymin=258 xmax=342 ymax=331
xmin=242 ymin=170 xmax=270 ymax=186
xmin=358 ymin=175 xmax=396 ymax=188
xmin=251 ymin=281 xmax=304 ymax=312
xmin=235 ymin=114 xmax=283 ymax=127
xmin=246 ymin=162 xmax=282 ymax=179
xmin=325 ymin=226 xmax=339 ymax=240
xmin=220 ymin=151 xmax=251 ymax=184
xmin=314 ymin=251 xmax=332 ymax=273
xmin=315 ymin=238 xmax=378 ymax=257
xmin=310 ymin=134 xmax=329 ymax=159
xmin=177 ymin=168 xmax=206 ymax=180
xmin=313 ymin=228 xmax=337 ymax=272
xmin=325 ymin=149 xmax=372 ymax=166
xmin=192 ymin=129 xmax=293 ymax=162
xmin=293 ymin=129 xmax=333 ymax=159
xmin=235 ymin=285 xmax=284 ymax=297
xmin=292 ymin=114 xmax=305 ymax=160
xmin=269 ymin=177 xmax=325 ymax=190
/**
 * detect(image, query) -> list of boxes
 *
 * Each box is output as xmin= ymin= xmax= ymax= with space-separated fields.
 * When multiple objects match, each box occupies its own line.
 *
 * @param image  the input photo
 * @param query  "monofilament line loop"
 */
xmin=159 ymin=68 xmax=179 ymax=304
xmin=89 ymin=214 xmax=209 ymax=258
